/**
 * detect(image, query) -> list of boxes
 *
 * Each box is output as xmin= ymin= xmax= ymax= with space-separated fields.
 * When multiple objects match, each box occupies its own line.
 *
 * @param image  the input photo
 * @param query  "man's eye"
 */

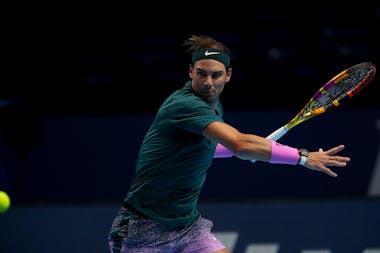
xmin=197 ymin=70 xmax=223 ymax=78
xmin=212 ymin=72 xmax=223 ymax=78
xmin=197 ymin=70 xmax=207 ymax=77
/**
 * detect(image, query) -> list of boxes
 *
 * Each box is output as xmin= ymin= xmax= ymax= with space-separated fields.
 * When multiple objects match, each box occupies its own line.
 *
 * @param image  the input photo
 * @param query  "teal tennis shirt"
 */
xmin=124 ymin=81 xmax=224 ymax=229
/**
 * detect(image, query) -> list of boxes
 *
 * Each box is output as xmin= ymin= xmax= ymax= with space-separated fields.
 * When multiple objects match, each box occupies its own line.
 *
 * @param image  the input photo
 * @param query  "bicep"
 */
xmin=202 ymin=121 xmax=242 ymax=148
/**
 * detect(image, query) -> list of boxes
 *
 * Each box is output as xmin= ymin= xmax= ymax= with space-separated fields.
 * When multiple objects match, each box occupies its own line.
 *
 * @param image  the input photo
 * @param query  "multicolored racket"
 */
xmin=251 ymin=61 xmax=376 ymax=162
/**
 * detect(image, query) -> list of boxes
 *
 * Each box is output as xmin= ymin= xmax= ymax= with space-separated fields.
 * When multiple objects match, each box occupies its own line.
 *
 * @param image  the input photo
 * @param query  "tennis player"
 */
xmin=108 ymin=35 xmax=350 ymax=253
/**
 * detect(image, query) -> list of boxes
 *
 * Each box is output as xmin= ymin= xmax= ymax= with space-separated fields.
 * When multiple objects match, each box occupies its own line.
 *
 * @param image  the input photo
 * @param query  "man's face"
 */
xmin=189 ymin=59 xmax=232 ymax=104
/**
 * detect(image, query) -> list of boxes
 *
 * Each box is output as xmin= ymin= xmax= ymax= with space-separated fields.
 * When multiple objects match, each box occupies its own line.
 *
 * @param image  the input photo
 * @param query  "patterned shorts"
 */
xmin=108 ymin=206 xmax=226 ymax=253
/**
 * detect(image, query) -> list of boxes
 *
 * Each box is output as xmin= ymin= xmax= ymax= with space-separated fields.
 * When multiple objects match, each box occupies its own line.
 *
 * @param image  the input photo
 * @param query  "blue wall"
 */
xmin=1 ymin=109 xmax=379 ymax=204
xmin=0 ymin=199 xmax=379 ymax=253
xmin=0 ymin=109 xmax=379 ymax=252
xmin=1 ymin=109 xmax=380 ymax=204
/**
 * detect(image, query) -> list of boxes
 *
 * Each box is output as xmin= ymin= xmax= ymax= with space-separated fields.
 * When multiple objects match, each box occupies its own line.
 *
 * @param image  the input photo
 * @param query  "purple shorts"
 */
xmin=108 ymin=206 xmax=226 ymax=253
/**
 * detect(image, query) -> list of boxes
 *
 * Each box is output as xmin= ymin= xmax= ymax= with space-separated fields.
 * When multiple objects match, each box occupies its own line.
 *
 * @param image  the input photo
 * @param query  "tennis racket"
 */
xmin=251 ymin=61 xmax=376 ymax=163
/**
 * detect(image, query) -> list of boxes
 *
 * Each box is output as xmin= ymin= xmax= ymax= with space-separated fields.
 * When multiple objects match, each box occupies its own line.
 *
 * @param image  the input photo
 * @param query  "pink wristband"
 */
xmin=214 ymin=143 xmax=233 ymax=158
xmin=269 ymin=141 xmax=299 ymax=165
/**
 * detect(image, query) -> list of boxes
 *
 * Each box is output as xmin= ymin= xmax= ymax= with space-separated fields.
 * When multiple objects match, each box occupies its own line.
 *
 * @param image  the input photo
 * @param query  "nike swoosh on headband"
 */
xmin=204 ymin=50 xmax=220 ymax=56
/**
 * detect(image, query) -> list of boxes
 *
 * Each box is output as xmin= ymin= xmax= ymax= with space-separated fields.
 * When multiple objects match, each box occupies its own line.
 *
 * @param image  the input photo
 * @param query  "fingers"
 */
xmin=323 ymin=167 xmax=338 ymax=177
xmin=305 ymin=144 xmax=350 ymax=177
xmin=322 ymin=156 xmax=350 ymax=169
xmin=326 ymin=159 xmax=349 ymax=167
xmin=311 ymin=149 xmax=350 ymax=164
xmin=306 ymin=146 xmax=350 ymax=177
xmin=326 ymin=145 xmax=345 ymax=155
xmin=321 ymin=166 xmax=338 ymax=177
xmin=317 ymin=145 xmax=344 ymax=154
xmin=306 ymin=163 xmax=338 ymax=177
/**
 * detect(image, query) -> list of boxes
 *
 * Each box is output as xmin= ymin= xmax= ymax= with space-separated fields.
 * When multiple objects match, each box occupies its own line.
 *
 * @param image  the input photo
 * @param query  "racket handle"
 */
xmin=266 ymin=125 xmax=288 ymax=141
xmin=251 ymin=126 xmax=289 ymax=163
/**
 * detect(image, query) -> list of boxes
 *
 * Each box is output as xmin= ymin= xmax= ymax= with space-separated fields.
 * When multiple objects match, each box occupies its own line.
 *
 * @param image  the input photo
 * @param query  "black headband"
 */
xmin=191 ymin=48 xmax=230 ymax=68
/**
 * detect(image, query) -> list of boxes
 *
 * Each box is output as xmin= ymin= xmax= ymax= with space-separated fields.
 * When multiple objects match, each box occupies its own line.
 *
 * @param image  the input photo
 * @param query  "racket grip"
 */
xmin=251 ymin=126 xmax=289 ymax=163
xmin=266 ymin=126 xmax=288 ymax=141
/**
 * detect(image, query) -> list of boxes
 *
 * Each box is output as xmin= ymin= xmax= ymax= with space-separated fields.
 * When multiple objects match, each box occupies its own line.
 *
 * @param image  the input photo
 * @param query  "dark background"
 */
xmin=0 ymin=6 xmax=379 ymax=253
xmin=0 ymin=5 xmax=379 ymax=203
xmin=70 ymin=4 xmax=375 ymax=114
xmin=1 ymin=5 xmax=379 ymax=117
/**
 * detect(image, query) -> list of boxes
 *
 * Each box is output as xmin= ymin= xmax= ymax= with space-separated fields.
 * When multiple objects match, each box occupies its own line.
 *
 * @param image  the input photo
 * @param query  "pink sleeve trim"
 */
xmin=214 ymin=143 xmax=233 ymax=158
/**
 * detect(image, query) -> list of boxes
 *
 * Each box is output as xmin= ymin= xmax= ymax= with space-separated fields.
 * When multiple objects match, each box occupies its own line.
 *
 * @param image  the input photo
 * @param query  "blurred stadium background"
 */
xmin=1 ymin=5 xmax=379 ymax=253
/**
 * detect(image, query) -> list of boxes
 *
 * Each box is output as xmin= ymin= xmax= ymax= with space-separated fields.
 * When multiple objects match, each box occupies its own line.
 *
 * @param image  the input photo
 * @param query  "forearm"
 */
xmin=214 ymin=134 xmax=271 ymax=161
xmin=207 ymin=121 xmax=298 ymax=163
xmin=215 ymin=135 xmax=299 ymax=165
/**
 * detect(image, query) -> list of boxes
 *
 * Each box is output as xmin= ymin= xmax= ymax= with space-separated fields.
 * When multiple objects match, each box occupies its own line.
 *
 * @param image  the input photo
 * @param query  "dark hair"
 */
xmin=183 ymin=35 xmax=231 ymax=54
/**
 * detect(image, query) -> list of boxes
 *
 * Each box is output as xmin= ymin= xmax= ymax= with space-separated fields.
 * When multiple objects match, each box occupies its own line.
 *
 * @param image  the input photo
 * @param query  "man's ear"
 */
xmin=189 ymin=64 xmax=194 ymax=78
xmin=225 ymin=68 xmax=232 ymax=82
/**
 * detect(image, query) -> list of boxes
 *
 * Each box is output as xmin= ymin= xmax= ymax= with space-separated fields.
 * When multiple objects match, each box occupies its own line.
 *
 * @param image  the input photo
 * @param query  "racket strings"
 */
xmin=313 ymin=62 xmax=375 ymax=110
xmin=286 ymin=62 xmax=375 ymax=130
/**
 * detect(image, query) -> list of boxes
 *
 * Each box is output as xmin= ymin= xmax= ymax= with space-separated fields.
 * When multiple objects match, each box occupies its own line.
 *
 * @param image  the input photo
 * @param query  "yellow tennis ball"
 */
xmin=0 ymin=191 xmax=11 ymax=213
